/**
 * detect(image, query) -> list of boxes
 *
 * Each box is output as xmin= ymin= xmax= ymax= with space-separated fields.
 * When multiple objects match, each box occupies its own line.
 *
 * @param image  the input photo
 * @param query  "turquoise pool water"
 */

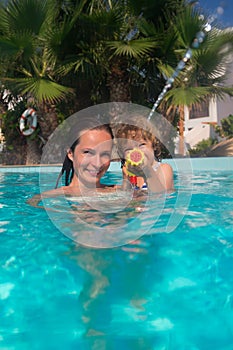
xmin=1 ymin=169 xmax=233 ymax=349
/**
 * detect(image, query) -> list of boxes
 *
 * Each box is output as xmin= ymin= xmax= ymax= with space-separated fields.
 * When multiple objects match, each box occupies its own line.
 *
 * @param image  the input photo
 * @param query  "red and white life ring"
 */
xmin=19 ymin=108 xmax=37 ymax=136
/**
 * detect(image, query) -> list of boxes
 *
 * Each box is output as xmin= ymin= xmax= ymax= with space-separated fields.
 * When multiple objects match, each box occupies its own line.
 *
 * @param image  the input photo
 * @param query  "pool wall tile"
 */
xmin=108 ymin=157 xmax=233 ymax=172
xmin=0 ymin=157 xmax=232 ymax=173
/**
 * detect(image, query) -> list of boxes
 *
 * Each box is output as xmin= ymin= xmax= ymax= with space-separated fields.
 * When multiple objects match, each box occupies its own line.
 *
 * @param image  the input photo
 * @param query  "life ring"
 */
xmin=19 ymin=108 xmax=38 ymax=136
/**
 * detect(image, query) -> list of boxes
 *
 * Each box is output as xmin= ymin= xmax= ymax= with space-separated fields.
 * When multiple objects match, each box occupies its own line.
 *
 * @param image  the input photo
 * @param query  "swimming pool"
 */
xmin=1 ymin=158 xmax=233 ymax=349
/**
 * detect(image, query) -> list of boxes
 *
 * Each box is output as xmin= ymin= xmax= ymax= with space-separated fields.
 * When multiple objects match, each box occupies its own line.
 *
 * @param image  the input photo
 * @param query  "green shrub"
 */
xmin=215 ymin=114 xmax=233 ymax=139
xmin=189 ymin=138 xmax=217 ymax=156
xmin=2 ymin=101 xmax=26 ymax=148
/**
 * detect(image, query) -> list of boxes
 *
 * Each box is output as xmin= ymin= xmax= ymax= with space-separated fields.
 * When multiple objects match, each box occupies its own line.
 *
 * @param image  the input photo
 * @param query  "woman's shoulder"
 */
xmin=27 ymin=185 xmax=82 ymax=208
xmin=27 ymin=187 xmax=67 ymax=208
xmin=42 ymin=186 xmax=68 ymax=197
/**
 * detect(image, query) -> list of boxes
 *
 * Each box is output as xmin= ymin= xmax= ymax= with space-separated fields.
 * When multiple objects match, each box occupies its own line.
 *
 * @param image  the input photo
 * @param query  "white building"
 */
xmin=181 ymin=54 xmax=233 ymax=154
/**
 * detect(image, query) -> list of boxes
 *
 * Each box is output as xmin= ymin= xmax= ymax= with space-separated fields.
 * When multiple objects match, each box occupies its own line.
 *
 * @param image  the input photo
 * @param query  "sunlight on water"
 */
xmin=0 ymin=170 xmax=233 ymax=349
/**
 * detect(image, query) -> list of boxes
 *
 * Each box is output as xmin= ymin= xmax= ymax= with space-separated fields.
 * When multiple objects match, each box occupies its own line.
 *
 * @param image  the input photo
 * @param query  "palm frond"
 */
xmin=0 ymin=31 xmax=36 ymax=61
xmin=208 ymin=85 xmax=233 ymax=99
xmin=4 ymin=0 xmax=49 ymax=35
xmin=3 ymin=77 xmax=73 ymax=103
xmin=163 ymin=86 xmax=211 ymax=106
xmin=173 ymin=5 xmax=205 ymax=49
xmin=106 ymin=39 xmax=157 ymax=58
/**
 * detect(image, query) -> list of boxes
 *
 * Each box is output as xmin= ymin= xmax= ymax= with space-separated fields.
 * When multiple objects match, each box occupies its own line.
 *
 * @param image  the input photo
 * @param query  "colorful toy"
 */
xmin=125 ymin=148 xmax=144 ymax=177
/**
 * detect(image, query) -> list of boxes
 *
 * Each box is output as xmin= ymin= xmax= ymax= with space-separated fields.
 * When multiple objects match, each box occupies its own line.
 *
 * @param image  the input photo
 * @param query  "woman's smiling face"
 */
xmin=68 ymin=128 xmax=113 ymax=188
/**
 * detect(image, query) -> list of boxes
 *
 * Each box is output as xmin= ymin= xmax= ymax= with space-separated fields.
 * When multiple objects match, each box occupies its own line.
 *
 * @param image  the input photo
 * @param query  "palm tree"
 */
xmin=2 ymin=0 xmax=231 ymax=163
xmin=154 ymin=5 xmax=233 ymax=155
xmin=55 ymin=0 xmax=187 ymax=103
xmin=0 ymin=0 xmax=75 ymax=163
xmin=0 ymin=0 xmax=157 ymax=162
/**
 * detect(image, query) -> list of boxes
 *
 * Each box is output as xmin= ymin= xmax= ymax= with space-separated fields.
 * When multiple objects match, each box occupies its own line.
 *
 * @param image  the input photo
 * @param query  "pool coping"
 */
xmin=0 ymin=157 xmax=232 ymax=172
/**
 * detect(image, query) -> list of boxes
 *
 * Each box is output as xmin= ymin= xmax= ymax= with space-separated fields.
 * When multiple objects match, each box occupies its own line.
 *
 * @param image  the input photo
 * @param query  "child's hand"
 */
xmin=125 ymin=162 xmax=145 ymax=178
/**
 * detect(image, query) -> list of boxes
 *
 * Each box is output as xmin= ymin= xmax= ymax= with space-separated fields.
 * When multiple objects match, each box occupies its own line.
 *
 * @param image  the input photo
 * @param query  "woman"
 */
xmin=28 ymin=114 xmax=117 ymax=207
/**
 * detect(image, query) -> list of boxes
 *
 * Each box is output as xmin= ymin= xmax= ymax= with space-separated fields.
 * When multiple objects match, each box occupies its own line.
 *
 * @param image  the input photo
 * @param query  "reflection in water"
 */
xmin=66 ymin=238 xmax=160 ymax=348
xmin=42 ymin=190 xmax=173 ymax=248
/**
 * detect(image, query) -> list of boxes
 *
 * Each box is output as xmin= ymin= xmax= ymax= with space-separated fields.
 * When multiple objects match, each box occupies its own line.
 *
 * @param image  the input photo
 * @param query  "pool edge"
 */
xmin=0 ymin=156 xmax=232 ymax=172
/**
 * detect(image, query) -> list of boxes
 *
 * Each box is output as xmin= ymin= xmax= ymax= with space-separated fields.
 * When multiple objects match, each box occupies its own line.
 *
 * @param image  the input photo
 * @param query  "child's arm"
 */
xmin=145 ymin=163 xmax=174 ymax=193
xmin=125 ymin=159 xmax=174 ymax=193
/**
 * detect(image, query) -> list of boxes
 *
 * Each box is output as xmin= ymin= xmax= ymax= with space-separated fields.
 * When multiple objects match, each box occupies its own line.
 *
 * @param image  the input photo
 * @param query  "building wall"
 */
xmin=216 ymin=95 xmax=233 ymax=122
xmin=216 ymin=59 xmax=233 ymax=122
xmin=182 ymin=58 xmax=233 ymax=153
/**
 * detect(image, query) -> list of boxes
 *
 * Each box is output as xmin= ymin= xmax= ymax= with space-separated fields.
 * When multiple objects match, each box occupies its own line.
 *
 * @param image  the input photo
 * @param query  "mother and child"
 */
xmin=29 ymin=110 xmax=174 ymax=206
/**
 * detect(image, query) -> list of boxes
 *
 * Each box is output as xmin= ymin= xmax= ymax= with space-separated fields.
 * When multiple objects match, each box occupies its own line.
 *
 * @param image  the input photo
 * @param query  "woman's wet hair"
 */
xmin=55 ymin=115 xmax=113 ymax=188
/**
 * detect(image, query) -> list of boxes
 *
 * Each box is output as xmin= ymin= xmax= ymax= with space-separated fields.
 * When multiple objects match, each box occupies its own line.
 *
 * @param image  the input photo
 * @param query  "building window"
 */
xmin=189 ymin=101 xmax=209 ymax=119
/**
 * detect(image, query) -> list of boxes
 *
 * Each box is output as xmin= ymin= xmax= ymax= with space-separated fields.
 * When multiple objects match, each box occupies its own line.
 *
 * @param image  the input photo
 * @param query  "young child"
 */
xmin=113 ymin=114 xmax=174 ymax=193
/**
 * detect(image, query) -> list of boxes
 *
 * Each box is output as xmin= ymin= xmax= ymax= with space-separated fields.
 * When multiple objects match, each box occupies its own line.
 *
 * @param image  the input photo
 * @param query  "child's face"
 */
xmin=120 ymin=130 xmax=155 ymax=167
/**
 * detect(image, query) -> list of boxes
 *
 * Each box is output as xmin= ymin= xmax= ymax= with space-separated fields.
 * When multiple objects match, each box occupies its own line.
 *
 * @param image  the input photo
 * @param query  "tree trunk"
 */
xmin=178 ymin=105 xmax=185 ymax=156
xmin=107 ymin=62 xmax=131 ymax=102
xmin=37 ymin=103 xmax=59 ymax=141
xmin=25 ymin=138 xmax=41 ymax=165
xmin=23 ymin=101 xmax=60 ymax=164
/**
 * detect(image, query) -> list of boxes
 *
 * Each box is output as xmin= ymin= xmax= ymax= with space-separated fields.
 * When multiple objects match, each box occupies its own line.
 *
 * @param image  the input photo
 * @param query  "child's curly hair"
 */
xmin=112 ymin=113 xmax=161 ymax=161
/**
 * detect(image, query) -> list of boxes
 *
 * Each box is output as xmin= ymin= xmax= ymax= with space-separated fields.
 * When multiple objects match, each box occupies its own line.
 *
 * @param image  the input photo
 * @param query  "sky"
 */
xmin=195 ymin=0 xmax=233 ymax=27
